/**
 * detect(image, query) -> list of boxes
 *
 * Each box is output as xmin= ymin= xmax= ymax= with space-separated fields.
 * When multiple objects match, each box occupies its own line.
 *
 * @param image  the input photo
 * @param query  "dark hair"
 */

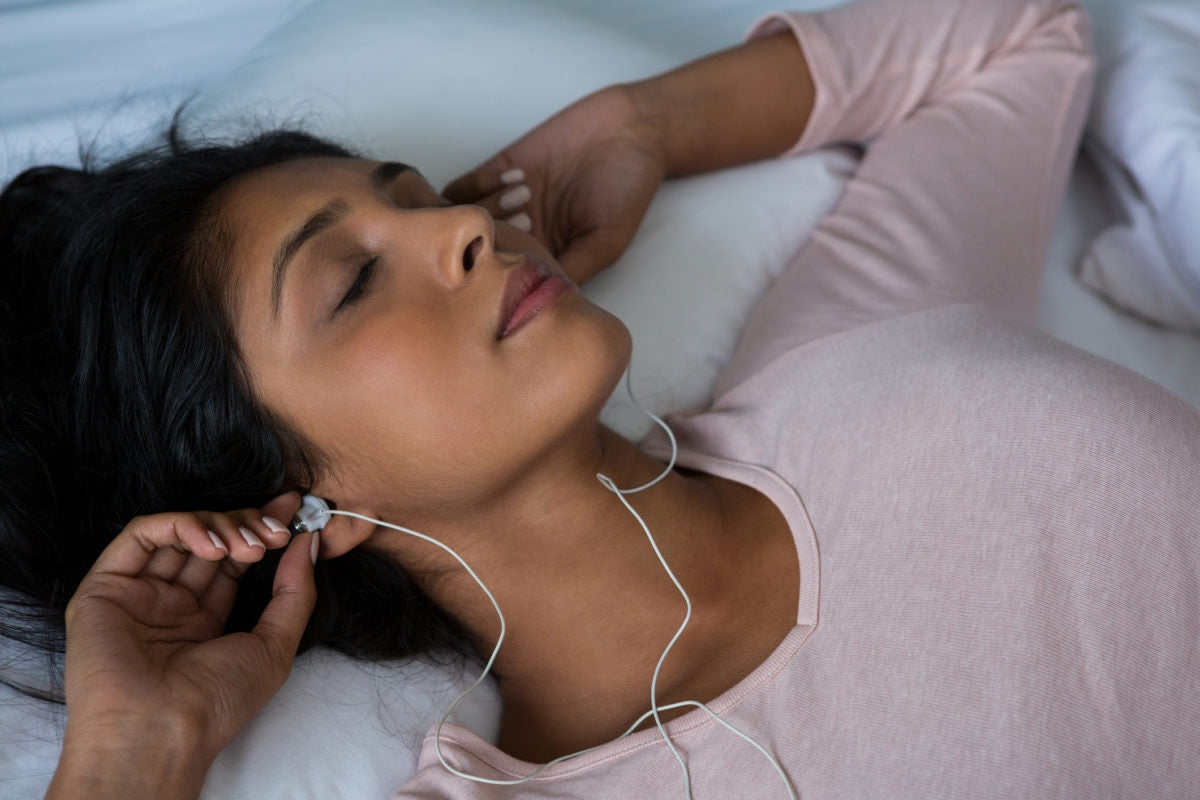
xmin=0 ymin=125 xmax=474 ymax=700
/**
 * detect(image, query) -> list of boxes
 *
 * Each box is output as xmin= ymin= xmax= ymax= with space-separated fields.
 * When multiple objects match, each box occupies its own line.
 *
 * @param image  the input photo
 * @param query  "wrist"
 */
xmin=48 ymin=714 xmax=214 ymax=800
xmin=623 ymin=31 xmax=815 ymax=178
xmin=621 ymin=74 xmax=690 ymax=178
xmin=598 ymin=81 xmax=672 ymax=176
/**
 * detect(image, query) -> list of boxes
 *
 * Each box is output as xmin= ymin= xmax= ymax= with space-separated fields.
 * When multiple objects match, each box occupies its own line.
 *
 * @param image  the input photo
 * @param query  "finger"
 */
xmin=466 ymin=183 xmax=535 ymax=229
xmin=131 ymin=497 xmax=298 ymax=606
xmin=251 ymin=532 xmax=318 ymax=674
xmin=196 ymin=511 xmax=273 ymax=564
xmin=442 ymin=160 xmax=522 ymax=204
xmin=173 ymin=550 xmax=226 ymax=599
xmin=93 ymin=513 xmax=229 ymax=578
xmin=136 ymin=507 xmax=272 ymax=596
xmin=140 ymin=544 xmax=189 ymax=583
xmin=260 ymin=492 xmax=302 ymax=548
xmin=167 ymin=513 xmax=264 ymax=599
xmin=193 ymin=496 xmax=299 ymax=556
xmin=198 ymin=566 xmax=242 ymax=625
xmin=500 ymin=210 xmax=534 ymax=234
xmin=196 ymin=498 xmax=298 ymax=622
xmin=495 ymin=183 xmax=534 ymax=221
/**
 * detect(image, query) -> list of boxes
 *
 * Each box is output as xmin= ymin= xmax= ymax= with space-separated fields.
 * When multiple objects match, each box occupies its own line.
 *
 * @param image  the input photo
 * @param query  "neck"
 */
xmin=375 ymin=422 xmax=731 ymax=646
xmin=368 ymin=423 xmax=793 ymax=761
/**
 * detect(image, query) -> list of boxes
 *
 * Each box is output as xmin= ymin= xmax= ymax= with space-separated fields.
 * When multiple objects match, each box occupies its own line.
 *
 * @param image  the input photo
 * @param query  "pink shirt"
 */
xmin=394 ymin=0 xmax=1200 ymax=796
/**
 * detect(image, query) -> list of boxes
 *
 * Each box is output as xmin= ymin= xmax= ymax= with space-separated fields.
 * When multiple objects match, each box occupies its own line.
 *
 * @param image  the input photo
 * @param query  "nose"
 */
xmin=436 ymin=204 xmax=494 ymax=289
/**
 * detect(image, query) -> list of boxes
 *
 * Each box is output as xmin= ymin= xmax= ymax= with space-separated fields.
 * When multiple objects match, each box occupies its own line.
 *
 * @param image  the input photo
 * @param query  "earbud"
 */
xmin=288 ymin=494 xmax=332 ymax=535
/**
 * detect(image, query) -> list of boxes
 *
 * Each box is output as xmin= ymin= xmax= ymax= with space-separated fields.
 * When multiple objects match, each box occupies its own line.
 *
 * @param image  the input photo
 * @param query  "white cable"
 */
xmin=324 ymin=367 xmax=795 ymax=799
xmin=593 ymin=369 xmax=795 ymax=800
xmin=608 ymin=368 xmax=678 ymax=494
xmin=593 ymin=468 xmax=694 ymax=794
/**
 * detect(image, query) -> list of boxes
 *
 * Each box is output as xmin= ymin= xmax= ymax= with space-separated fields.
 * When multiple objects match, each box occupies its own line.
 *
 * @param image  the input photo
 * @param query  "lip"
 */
xmin=497 ymin=255 xmax=574 ymax=339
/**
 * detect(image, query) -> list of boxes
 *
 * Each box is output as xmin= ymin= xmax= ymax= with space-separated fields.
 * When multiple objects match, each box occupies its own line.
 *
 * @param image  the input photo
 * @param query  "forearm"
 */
xmin=47 ymin=717 xmax=213 ymax=800
xmin=625 ymin=0 xmax=1090 ymax=182
xmin=625 ymin=30 xmax=816 ymax=178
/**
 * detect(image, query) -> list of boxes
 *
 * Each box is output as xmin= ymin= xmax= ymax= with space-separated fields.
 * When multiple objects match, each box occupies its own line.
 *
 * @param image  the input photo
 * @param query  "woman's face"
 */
xmin=217 ymin=157 xmax=631 ymax=518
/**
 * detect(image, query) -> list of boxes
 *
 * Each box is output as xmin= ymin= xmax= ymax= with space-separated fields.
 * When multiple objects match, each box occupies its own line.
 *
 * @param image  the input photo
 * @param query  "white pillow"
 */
xmin=0 ymin=645 xmax=501 ymax=800
xmin=205 ymin=648 xmax=500 ymax=799
xmin=1078 ymin=0 xmax=1200 ymax=330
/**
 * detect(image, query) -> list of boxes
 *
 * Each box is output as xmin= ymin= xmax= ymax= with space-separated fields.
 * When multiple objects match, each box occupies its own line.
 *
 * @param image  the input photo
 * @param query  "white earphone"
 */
xmin=287 ymin=493 xmax=332 ymax=536
xmin=288 ymin=369 xmax=796 ymax=800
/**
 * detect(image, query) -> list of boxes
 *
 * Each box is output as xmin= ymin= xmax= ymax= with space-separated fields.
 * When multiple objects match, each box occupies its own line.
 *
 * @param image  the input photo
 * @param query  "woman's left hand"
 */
xmin=47 ymin=493 xmax=317 ymax=799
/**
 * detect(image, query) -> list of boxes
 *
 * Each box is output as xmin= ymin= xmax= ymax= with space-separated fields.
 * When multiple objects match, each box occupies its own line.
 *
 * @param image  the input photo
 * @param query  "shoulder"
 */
xmin=685 ymin=303 xmax=1199 ymax=491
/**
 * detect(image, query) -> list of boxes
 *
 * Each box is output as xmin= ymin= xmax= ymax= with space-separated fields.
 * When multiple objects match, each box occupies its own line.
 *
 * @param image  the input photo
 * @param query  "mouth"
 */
xmin=497 ymin=254 xmax=574 ymax=339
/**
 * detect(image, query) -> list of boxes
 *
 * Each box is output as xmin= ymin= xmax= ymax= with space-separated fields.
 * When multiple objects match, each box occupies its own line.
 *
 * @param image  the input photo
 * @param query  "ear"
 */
xmin=311 ymin=506 xmax=378 ymax=561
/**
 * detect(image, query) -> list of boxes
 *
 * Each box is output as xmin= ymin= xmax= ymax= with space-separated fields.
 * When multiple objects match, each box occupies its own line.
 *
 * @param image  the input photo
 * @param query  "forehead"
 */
xmin=219 ymin=156 xmax=375 ymax=217
xmin=210 ymin=158 xmax=374 ymax=317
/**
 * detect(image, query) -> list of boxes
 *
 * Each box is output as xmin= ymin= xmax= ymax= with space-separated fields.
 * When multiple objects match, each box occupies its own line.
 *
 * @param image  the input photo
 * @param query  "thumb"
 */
xmin=557 ymin=228 xmax=629 ymax=285
xmin=251 ymin=532 xmax=318 ymax=674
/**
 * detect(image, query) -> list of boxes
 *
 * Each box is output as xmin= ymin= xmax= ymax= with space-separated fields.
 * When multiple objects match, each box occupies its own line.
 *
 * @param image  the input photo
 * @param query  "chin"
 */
xmin=353 ymin=300 xmax=632 ymax=515
xmin=500 ymin=295 xmax=631 ymax=445
xmin=562 ymin=300 xmax=632 ymax=415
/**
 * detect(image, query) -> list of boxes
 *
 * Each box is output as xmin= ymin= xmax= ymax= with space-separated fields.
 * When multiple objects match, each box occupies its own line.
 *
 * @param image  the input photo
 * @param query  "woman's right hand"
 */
xmin=46 ymin=494 xmax=317 ymax=800
xmin=442 ymin=85 xmax=666 ymax=285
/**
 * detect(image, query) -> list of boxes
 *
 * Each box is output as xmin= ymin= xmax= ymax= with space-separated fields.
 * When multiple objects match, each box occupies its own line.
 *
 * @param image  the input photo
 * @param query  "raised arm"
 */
xmin=713 ymin=0 xmax=1096 ymax=391
xmin=448 ymin=0 xmax=1092 ymax=325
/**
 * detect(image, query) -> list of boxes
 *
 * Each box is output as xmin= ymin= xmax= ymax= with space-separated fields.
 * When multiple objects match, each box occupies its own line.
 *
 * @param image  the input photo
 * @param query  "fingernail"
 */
xmin=207 ymin=530 xmax=227 ymax=552
xmin=262 ymin=516 xmax=288 ymax=535
xmin=505 ymin=212 xmax=532 ymax=232
xmin=310 ymin=532 xmax=320 ymax=565
xmin=238 ymin=526 xmax=265 ymax=549
xmin=500 ymin=167 xmax=524 ymax=185
xmin=499 ymin=184 xmax=531 ymax=211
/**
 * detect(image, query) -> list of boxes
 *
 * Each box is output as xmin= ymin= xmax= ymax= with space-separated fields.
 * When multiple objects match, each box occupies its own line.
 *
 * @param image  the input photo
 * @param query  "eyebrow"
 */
xmin=270 ymin=161 xmax=416 ymax=317
xmin=371 ymin=160 xmax=417 ymax=189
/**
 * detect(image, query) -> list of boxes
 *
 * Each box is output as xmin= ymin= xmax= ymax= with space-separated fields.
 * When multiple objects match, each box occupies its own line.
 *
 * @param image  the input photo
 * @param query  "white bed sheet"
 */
xmin=1039 ymin=149 xmax=1200 ymax=408
xmin=2 ymin=0 xmax=1198 ymax=798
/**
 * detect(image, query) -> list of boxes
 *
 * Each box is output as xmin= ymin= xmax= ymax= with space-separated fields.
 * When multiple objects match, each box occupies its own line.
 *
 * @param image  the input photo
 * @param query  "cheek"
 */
xmin=278 ymin=297 xmax=631 ymax=504
xmin=316 ymin=317 xmax=489 ymax=452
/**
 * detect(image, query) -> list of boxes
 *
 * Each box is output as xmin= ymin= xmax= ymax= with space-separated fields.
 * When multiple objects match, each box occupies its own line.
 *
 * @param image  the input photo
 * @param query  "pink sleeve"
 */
xmin=716 ymin=0 xmax=1095 ymax=394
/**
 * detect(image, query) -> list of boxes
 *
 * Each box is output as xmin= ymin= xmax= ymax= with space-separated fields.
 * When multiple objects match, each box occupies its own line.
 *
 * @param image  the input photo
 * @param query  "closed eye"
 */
xmin=335 ymin=256 xmax=379 ymax=315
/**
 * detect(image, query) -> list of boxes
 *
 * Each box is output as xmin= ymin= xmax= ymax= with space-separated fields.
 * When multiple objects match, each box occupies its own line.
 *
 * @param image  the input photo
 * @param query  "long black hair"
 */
xmin=0 ymin=125 xmax=474 ymax=701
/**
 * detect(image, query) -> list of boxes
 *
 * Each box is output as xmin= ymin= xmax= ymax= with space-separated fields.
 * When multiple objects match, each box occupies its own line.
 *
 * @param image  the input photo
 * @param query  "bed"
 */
xmin=2 ymin=0 xmax=1197 ymax=797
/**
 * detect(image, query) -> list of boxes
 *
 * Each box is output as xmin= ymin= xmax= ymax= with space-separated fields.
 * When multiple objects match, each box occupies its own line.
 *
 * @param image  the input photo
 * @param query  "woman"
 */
xmin=4 ymin=0 xmax=1197 ymax=796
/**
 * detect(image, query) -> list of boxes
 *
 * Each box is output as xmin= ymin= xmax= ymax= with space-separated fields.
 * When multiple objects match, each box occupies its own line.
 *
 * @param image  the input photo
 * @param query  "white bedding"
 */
xmin=2 ymin=0 xmax=1198 ymax=798
xmin=1077 ymin=0 xmax=1200 ymax=330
